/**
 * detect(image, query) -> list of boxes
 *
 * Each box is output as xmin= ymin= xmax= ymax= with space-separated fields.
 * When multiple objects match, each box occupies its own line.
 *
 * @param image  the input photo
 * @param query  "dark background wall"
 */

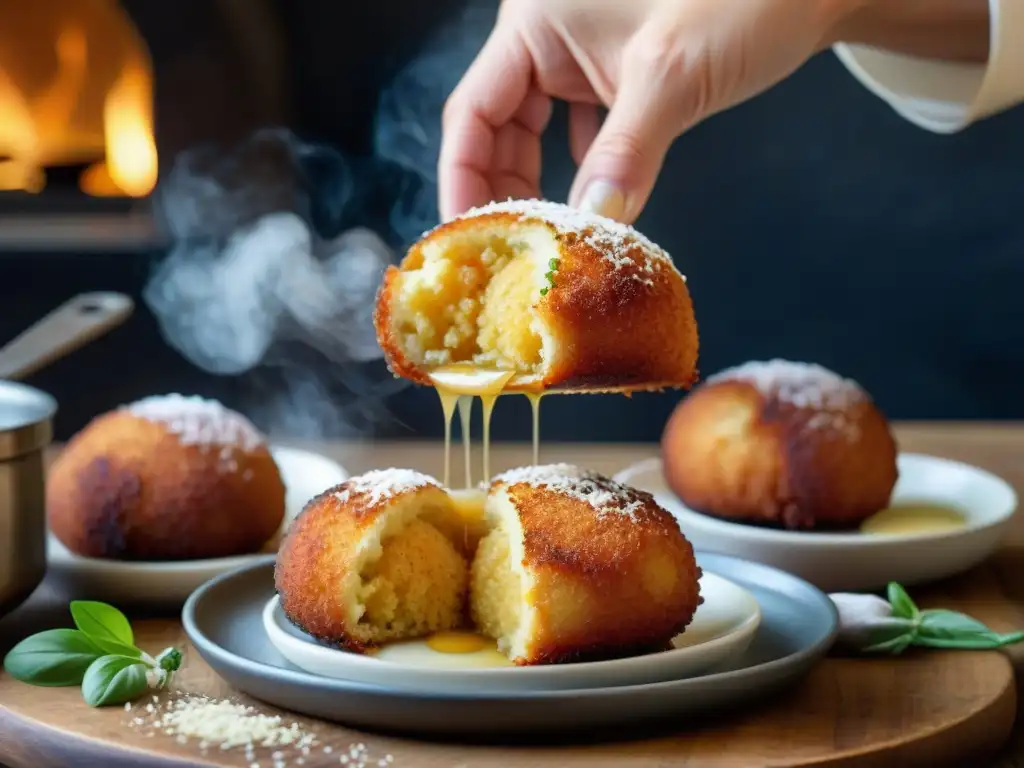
xmin=3 ymin=0 xmax=1024 ymax=444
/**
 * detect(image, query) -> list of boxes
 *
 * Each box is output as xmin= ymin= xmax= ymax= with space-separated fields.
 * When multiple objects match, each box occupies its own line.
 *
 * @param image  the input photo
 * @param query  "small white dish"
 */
xmin=46 ymin=446 xmax=347 ymax=604
xmin=614 ymin=453 xmax=1018 ymax=592
xmin=262 ymin=570 xmax=761 ymax=694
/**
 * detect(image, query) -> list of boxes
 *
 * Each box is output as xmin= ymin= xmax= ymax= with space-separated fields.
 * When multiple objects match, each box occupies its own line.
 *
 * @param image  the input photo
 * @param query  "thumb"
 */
xmin=568 ymin=62 xmax=684 ymax=224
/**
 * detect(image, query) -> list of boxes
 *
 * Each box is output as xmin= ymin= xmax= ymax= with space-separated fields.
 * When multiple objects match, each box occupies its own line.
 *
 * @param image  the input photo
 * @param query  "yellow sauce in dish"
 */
xmin=426 ymin=631 xmax=490 ymax=654
xmin=859 ymin=504 xmax=967 ymax=535
xmin=370 ymin=631 xmax=513 ymax=668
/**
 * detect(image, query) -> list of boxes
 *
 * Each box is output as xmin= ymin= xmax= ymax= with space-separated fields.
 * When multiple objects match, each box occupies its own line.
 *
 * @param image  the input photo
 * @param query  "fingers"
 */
xmin=489 ymin=89 xmax=552 ymax=202
xmin=438 ymin=28 xmax=539 ymax=220
xmin=568 ymin=39 xmax=687 ymax=224
xmin=568 ymin=102 xmax=601 ymax=167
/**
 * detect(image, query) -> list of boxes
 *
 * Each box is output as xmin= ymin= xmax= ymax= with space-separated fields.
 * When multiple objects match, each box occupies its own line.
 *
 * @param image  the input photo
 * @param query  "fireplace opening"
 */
xmin=0 ymin=0 xmax=157 ymax=200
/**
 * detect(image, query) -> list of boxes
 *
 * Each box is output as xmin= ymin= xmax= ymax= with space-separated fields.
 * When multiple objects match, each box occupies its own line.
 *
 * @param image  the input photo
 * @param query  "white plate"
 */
xmin=614 ymin=453 xmax=1018 ymax=592
xmin=262 ymin=570 xmax=761 ymax=693
xmin=46 ymin=446 xmax=348 ymax=604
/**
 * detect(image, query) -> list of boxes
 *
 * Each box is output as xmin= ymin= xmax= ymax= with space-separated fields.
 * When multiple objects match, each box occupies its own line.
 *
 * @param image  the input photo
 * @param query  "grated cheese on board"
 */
xmin=128 ymin=694 xmax=396 ymax=767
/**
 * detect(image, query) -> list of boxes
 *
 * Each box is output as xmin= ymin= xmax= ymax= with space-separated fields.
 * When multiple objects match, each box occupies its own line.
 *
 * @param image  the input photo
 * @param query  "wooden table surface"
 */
xmin=3 ymin=424 xmax=1024 ymax=767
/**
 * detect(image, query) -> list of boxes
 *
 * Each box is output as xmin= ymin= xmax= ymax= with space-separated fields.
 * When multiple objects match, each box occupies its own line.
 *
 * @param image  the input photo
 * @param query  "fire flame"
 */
xmin=81 ymin=56 xmax=158 ymax=197
xmin=0 ymin=2 xmax=157 ymax=198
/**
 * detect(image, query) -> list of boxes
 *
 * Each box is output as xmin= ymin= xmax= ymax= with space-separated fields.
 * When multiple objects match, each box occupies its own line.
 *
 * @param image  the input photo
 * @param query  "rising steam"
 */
xmin=144 ymin=129 xmax=406 ymax=439
xmin=144 ymin=5 xmax=496 ymax=440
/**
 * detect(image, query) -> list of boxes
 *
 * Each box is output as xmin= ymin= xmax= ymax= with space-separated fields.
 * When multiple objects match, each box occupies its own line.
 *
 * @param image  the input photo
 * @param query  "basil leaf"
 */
xmin=918 ymin=609 xmax=994 ymax=636
xmin=2 ymin=629 xmax=105 ymax=686
xmin=863 ymin=631 xmax=915 ymax=655
xmin=81 ymin=655 xmax=149 ymax=707
xmin=887 ymin=583 xmax=919 ymax=621
xmin=915 ymin=636 xmax=1008 ymax=650
xmin=69 ymin=601 xmax=139 ymax=657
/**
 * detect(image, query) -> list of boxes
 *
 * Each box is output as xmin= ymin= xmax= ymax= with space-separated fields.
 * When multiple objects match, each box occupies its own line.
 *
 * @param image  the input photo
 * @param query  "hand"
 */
xmin=439 ymin=0 xmax=857 ymax=223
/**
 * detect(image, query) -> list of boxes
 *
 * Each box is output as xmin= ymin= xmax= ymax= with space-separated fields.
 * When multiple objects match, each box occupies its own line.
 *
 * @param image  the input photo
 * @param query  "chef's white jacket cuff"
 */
xmin=832 ymin=0 xmax=1024 ymax=132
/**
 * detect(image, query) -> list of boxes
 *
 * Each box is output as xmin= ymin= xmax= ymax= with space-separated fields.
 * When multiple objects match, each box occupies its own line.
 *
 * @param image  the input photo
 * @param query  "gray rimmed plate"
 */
xmin=182 ymin=552 xmax=838 ymax=737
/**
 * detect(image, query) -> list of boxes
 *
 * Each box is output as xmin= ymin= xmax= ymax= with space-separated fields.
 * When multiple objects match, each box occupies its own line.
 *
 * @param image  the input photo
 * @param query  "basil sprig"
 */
xmin=863 ymin=583 xmax=1024 ymax=654
xmin=2 ymin=600 xmax=182 ymax=707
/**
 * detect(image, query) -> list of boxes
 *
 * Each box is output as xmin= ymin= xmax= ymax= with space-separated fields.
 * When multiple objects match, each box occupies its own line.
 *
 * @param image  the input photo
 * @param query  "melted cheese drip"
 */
xmin=449 ymin=486 xmax=488 ymax=552
xmin=429 ymin=365 xmax=516 ymax=488
xmin=860 ymin=504 xmax=967 ymax=535
xmin=526 ymin=392 xmax=543 ymax=466
xmin=457 ymin=395 xmax=473 ymax=487
xmin=437 ymin=388 xmax=459 ymax=488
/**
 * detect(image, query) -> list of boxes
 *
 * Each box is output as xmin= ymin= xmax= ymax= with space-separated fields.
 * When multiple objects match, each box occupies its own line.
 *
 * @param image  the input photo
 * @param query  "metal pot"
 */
xmin=0 ymin=293 xmax=134 ymax=616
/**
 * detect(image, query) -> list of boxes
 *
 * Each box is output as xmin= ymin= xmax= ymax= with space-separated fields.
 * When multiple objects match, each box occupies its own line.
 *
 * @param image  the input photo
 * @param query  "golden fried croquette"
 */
xmin=662 ymin=359 xmax=899 ymax=530
xmin=274 ymin=469 xmax=470 ymax=652
xmin=470 ymin=464 xmax=702 ymax=665
xmin=46 ymin=394 xmax=285 ymax=560
xmin=373 ymin=199 xmax=699 ymax=393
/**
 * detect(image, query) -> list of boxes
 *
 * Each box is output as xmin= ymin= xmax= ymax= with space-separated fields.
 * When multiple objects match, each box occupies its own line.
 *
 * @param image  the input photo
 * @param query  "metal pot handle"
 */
xmin=0 ymin=292 xmax=135 ymax=381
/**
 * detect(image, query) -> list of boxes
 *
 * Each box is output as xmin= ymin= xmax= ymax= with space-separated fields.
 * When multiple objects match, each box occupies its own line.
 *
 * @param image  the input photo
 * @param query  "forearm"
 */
xmin=828 ymin=0 xmax=990 ymax=63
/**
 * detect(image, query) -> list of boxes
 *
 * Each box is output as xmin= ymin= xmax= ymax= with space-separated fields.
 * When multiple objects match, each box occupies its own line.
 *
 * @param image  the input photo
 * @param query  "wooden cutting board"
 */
xmin=0 ymin=562 xmax=1019 ymax=768
xmin=4 ymin=431 xmax=1024 ymax=767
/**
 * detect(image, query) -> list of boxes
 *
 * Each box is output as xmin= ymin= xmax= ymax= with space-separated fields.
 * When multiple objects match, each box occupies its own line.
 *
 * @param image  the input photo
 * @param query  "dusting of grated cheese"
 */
xmin=126 ymin=394 xmax=266 ymax=453
xmin=706 ymin=359 xmax=867 ymax=410
xmin=707 ymin=359 xmax=869 ymax=441
xmin=333 ymin=468 xmax=440 ymax=507
xmin=447 ymin=198 xmax=682 ymax=283
xmin=492 ymin=463 xmax=646 ymax=520
xmin=129 ymin=694 xmax=395 ymax=767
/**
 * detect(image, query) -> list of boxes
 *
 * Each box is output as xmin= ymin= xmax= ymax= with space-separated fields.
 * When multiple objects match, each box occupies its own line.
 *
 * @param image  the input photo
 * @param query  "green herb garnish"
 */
xmin=81 ymin=655 xmax=150 ymax=707
xmin=3 ymin=600 xmax=182 ymax=707
xmin=539 ymin=258 xmax=560 ymax=297
xmin=832 ymin=582 xmax=1024 ymax=654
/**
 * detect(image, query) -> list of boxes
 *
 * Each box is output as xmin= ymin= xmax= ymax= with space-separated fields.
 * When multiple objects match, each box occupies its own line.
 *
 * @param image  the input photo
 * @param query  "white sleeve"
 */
xmin=832 ymin=0 xmax=1024 ymax=133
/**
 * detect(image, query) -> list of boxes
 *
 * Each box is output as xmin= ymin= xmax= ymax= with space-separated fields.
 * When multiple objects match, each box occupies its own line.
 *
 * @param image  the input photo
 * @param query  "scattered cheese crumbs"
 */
xmin=125 ymin=694 xmax=394 ymax=767
xmin=127 ymin=394 xmax=266 ymax=452
xmin=150 ymin=695 xmax=317 ymax=750
xmin=333 ymin=468 xmax=440 ymax=507
xmin=493 ymin=464 xmax=646 ymax=520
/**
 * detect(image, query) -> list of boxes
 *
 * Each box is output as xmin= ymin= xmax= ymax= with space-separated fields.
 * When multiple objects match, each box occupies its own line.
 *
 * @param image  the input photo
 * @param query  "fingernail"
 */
xmin=576 ymin=180 xmax=627 ymax=221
